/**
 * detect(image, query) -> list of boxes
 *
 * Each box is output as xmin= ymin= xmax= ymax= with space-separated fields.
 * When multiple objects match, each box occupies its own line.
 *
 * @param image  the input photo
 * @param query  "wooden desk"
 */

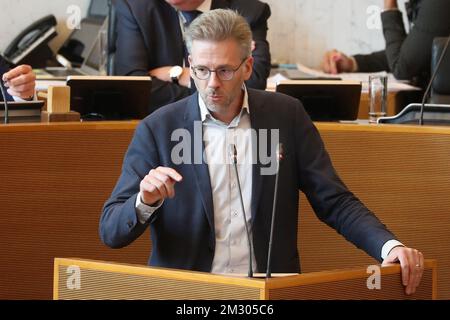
xmin=1 ymin=122 xmax=448 ymax=299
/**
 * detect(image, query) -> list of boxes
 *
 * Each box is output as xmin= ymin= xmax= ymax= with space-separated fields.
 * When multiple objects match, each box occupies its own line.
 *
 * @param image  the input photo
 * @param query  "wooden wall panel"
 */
xmin=0 ymin=123 xmax=149 ymax=299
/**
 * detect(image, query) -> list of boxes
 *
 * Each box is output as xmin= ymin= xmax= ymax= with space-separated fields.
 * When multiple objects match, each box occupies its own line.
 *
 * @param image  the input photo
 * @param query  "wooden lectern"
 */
xmin=54 ymin=258 xmax=436 ymax=300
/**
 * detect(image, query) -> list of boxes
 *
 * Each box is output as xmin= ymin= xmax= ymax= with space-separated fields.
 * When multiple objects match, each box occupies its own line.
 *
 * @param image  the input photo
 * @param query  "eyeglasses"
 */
xmin=191 ymin=58 xmax=248 ymax=81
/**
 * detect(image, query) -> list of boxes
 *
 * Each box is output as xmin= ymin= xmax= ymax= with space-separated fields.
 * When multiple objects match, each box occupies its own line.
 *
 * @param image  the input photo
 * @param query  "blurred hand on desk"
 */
xmin=321 ymin=49 xmax=356 ymax=74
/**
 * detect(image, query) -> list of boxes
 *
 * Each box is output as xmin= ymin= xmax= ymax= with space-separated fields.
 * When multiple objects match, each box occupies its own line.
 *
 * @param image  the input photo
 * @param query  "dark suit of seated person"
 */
xmin=0 ymin=57 xmax=36 ymax=101
xmin=112 ymin=0 xmax=271 ymax=111
xmin=321 ymin=0 xmax=450 ymax=87
xmin=100 ymin=9 xmax=424 ymax=295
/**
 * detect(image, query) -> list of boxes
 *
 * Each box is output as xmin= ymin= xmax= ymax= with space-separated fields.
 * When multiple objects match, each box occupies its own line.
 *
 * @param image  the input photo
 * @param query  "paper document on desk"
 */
xmin=269 ymin=72 xmax=289 ymax=84
xmin=266 ymin=72 xmax=289 ymax=91
xmin=296 ymin=63 xmax=421 ymax=92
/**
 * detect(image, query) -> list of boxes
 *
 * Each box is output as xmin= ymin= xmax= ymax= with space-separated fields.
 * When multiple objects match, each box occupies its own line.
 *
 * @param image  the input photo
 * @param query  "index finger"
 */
xmin=3 ymin=65 xmax=33 ymax=81
xmin=155 ymin=167 xmax=183 ymax=182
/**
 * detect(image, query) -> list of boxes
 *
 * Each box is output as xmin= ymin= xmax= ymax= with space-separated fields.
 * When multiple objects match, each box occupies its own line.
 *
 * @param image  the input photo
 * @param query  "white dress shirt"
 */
xmin=199 ymin=86 xmax=257 ymax=274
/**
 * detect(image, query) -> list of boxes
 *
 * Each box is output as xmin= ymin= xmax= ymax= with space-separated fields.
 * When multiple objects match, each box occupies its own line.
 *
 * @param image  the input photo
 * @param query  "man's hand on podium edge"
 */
xmin=382 ymin=246 xmax=424 ymax=295
xmin=140 ymin=167 xmax=183 ymax=206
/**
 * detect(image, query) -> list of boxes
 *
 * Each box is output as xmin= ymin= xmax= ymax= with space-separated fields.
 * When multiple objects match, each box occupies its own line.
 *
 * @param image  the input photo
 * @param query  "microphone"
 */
xmin=419 ymin=35 xmax=450 ymax=125
xmin=266 ymin=143 xmax=284 ymax=278
xmin=230 ymin=144 xmax=253 ymax=278
xmin=0 ymin=80 xmax=9 ymax=124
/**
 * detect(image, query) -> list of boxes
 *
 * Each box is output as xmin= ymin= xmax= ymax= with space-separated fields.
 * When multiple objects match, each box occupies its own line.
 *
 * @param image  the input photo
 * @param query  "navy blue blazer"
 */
xmin=0 ymin=57 xmax=13 ymax=101
xmin=113 ymin=0 xmax=271 ymax=111
xmin=100 ymin=89 xmax=397 ymax=273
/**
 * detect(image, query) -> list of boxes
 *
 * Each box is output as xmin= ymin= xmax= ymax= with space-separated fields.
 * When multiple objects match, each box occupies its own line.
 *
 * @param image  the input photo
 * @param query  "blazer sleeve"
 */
xmin=245 ymin=3 xmax=272 ymax=90
xmin=293 ymin=101 xmax=397 ymax=262
xmin=381 ymin=1 xmax=450 ymax=80
xmin=99 ymin=120 xmax=159 ymax=248
xmin=353 ymin=50 xmax=389 ymax=73
xmin=113 ymin=0 xmax=192 ymax=110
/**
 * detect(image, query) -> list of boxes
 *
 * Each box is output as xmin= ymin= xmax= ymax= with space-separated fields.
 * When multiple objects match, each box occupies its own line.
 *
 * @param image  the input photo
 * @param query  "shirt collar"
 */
xmin=199 ymin=85 xmax=250 ymax=123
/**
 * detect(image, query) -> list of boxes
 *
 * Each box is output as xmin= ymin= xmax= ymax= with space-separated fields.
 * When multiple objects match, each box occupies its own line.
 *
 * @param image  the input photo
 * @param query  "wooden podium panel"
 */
xmin=54 ymin=258 xmax=436 ymax=300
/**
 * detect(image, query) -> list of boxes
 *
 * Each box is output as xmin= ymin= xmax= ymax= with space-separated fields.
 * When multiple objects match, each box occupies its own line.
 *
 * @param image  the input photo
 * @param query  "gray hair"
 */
xmin=185 ymin=9 xmax=252 ymax=59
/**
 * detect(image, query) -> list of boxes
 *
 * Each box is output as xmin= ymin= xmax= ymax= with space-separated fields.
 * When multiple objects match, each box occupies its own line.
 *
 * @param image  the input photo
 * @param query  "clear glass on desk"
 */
xmin=368 ymin=75 xmax=388 ymax=124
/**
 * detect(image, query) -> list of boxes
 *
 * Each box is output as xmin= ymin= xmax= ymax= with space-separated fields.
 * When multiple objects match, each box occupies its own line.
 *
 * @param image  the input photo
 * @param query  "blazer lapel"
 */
xmin=184 ymin=94 xmax=215 ymax=232
xmin=248 ymin=90 xmax=268 ymax=226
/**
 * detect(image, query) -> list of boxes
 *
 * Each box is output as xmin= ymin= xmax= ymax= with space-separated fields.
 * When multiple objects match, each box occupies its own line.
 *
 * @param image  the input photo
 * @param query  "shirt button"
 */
xmin=232 ymin=211 xmax=238 ymax=218
xmin=231 ymin=182 xmax=237 ymax=188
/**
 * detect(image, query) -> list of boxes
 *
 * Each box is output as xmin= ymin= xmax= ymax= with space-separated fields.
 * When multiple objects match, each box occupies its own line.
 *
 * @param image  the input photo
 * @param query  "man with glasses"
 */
xmin=101 ymin=9 xmax=424 ymax=296
xmin=113 ymin=0 xmax=271 ymax=112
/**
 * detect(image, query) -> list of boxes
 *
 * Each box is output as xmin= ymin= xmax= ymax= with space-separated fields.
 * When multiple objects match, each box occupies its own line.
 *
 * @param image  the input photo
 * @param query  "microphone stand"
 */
xmin=419 ymin=35 xmax=450 ymax=125
xmin=231 ymin=144 xmax=253 ymax=278
xmin=0 ymin=81 xmax=9 ymax=124
xmin=266 ymin=143 xmax=283 ymax=278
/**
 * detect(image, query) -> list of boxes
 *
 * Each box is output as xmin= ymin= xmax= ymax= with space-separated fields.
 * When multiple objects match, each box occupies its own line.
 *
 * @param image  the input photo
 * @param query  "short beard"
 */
xmin=201 ymin=89 xmax=233 ymax=111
